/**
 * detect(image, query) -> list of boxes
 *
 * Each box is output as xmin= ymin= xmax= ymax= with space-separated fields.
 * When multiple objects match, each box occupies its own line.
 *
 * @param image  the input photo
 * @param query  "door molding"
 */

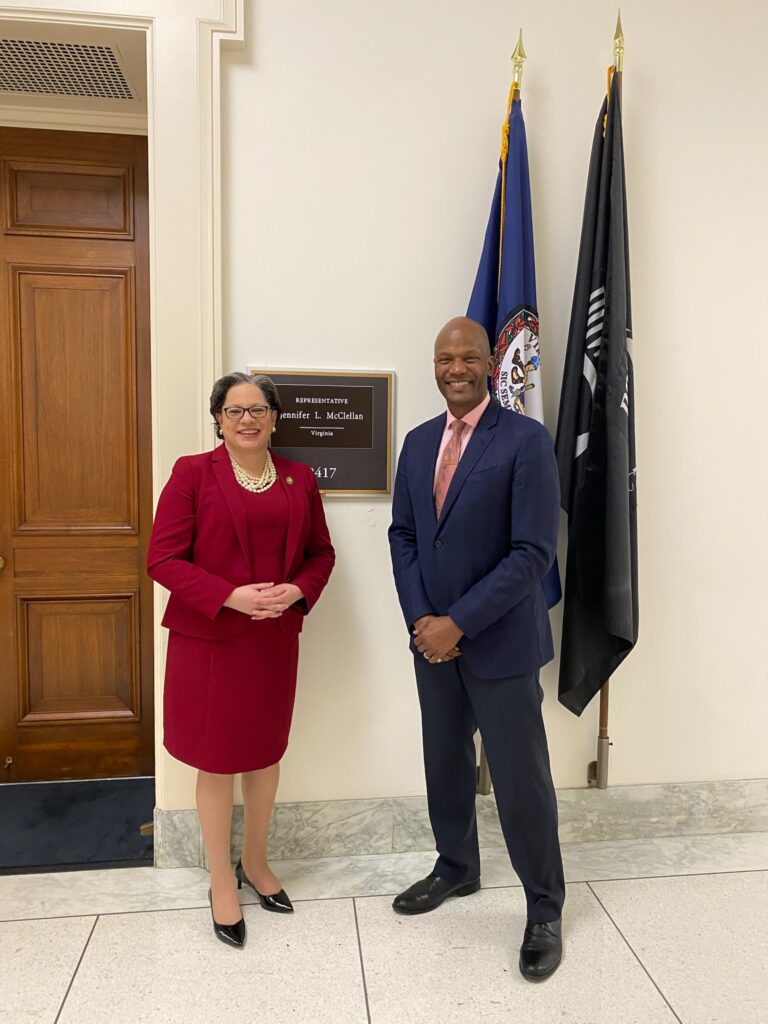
xmin=0 ymin=107 xmax=148 ymax=136
xmin=0 ymin=0 xmax=244 ymax=809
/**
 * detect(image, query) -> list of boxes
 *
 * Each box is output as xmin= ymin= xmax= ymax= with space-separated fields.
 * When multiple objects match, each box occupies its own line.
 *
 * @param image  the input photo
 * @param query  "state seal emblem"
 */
xmin=491 ymin=306 xmax=541 ymax=415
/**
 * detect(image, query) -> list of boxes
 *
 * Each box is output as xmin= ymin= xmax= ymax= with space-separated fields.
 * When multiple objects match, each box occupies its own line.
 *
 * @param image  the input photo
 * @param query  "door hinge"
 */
xmin=139 ymin=821 xmax=154 ymax=837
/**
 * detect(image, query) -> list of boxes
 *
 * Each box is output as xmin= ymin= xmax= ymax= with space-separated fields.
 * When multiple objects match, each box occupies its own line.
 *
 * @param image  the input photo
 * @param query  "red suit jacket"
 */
xmin=147 ymin=445 xmax=335 ymax=639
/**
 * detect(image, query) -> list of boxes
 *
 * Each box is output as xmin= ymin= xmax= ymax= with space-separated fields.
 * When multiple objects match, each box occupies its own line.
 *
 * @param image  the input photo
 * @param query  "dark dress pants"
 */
xmin=414 ymin=655 xmax=565 ymax=924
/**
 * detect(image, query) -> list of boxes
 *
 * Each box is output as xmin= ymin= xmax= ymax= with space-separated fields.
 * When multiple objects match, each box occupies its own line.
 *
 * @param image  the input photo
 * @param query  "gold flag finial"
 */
xmin=613 ymin=10 xmax=624 ymax=72
xmin=511 ymin=28 xmax=526 ymax=90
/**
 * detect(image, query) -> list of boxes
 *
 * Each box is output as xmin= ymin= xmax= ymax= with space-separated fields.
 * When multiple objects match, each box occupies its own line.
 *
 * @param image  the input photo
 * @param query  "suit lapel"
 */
xmin=274 ymin=455 xmax=302 ymax=578
xmin=212 ymin=445 xmax=250 ymax=567
xmin=435 ymin=401 xmax=500 ymax=533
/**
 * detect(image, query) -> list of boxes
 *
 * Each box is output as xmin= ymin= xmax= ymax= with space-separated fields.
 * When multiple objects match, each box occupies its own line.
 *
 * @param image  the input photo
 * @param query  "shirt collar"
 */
xmin=446 ymin=391 xmax=491 ymax=430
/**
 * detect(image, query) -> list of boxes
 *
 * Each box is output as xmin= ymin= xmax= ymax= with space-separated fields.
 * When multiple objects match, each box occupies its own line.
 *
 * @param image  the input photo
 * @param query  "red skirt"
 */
xmin=163 ymin=619 xmax=299 ymax=774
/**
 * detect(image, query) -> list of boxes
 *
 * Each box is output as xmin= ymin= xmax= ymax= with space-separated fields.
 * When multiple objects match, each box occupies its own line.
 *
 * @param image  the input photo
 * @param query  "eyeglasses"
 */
xmin=222 ymin=405 xmax=271 ymax=420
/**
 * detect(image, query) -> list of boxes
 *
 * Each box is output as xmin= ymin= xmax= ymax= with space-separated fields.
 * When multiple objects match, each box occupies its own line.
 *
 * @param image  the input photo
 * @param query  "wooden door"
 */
xmin=0 ymin=128 xmax=153 ymax=782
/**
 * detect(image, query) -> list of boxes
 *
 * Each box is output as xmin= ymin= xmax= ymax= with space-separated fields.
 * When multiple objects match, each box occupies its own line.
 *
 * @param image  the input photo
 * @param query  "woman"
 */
xmin=147 ymin=372 xmax=335 ymax=949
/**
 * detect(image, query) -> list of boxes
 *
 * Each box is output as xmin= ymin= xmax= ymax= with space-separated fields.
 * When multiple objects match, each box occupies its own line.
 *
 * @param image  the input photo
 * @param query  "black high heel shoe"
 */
xmin=235 ymin=858 xmax=294 ymax=913
xmin=208 ymin=888 xmax=246 ymax=948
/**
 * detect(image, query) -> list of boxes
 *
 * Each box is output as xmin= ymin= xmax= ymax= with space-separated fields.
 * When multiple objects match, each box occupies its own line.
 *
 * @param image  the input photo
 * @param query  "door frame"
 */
xmin=0 ymin=0 xmax=243 ymax=814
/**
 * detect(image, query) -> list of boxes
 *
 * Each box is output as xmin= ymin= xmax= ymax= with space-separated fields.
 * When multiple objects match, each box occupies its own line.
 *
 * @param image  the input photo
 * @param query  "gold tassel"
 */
xmin=497 ymin=80 xmax=516 ymax=292
xmin=603 ymin=65 xmax=615 ymax=137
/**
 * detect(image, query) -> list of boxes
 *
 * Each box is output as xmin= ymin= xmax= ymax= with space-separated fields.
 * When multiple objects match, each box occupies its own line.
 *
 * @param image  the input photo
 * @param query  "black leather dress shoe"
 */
xmin=519 ymin=918 xmax=562 ymax=981
xmin=392 ymin=874 xmax=481 ymax=915
xmin=208 ymin=889 xmax=246 ymax=949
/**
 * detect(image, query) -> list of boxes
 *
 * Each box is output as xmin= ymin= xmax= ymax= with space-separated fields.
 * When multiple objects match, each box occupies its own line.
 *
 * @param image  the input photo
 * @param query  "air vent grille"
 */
xmin=0 ymin=39 xmax=135 ymax=100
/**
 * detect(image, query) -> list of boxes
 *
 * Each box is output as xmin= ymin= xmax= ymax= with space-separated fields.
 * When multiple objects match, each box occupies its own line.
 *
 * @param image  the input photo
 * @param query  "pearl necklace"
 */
xmin=229 ymin=450 xmax=278 ymax=493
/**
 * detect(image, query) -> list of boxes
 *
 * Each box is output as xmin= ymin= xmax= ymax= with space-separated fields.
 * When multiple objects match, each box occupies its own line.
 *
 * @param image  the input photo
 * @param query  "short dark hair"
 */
xmin=210 ymin=371 xmax=283 ymax=440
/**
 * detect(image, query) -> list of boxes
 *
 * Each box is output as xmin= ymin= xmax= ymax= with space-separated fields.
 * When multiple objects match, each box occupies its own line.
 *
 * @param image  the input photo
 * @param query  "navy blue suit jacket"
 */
xmin=388 ymin=399 xmax=560 ymax=678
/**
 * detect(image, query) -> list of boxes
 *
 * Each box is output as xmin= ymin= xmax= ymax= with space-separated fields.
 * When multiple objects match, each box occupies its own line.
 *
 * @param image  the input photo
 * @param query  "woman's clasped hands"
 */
xmin=224 ymin=582 xmax=304 ymax=619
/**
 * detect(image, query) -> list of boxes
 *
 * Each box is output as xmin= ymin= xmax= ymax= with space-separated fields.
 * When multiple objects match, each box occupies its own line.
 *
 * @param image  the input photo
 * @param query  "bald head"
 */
xmin=433 ymin=316 xmax=494 ymax=416
xmin=434 ymin=317 xmax=491 ymax=358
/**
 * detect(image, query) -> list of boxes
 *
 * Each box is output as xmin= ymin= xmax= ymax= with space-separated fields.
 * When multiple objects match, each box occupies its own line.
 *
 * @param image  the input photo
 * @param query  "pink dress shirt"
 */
xmin=433 ymin=393 xmax=491 ymax=492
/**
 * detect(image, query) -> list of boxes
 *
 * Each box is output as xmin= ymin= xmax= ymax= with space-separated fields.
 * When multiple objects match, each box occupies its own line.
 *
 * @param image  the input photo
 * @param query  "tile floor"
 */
xmin=1 ymin=831 xmax=766 ymax=1024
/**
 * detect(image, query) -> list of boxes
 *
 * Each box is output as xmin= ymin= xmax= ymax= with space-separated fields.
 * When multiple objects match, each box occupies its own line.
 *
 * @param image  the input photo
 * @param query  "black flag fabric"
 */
xmin=555 ymin=77 xmax=637 ymax=717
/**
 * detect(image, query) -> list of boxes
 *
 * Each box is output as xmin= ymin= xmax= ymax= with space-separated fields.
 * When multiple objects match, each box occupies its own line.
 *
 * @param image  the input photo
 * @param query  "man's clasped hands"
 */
xmin=412 ymin=614 xmax=463 ymax=664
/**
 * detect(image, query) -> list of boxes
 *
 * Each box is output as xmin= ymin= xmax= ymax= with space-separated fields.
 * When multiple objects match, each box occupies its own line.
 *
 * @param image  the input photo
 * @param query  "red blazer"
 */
xmin=147 ymin=446 xmax=335 ymax=640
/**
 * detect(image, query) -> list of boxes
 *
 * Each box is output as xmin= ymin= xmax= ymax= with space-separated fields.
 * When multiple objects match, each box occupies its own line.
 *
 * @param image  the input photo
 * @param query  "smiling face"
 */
xmin=215 ymin=381 xmax=277 ymax=461
xmin=433 ymin=318 xmax=493 ymax=417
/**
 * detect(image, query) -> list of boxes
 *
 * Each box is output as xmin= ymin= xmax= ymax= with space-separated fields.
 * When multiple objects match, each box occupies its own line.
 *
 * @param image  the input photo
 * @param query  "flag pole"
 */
xmin=511 ymin=28 xmax=526 ymax=96
xmin=591 ymin=685 xmax=610 ymax=788
xmin=613 ymin=10 xmax=624 ymax=74
xmin=477 ymin=29 xmax=526 ymax=798
xmin=589 ymin=11 xmax=623 ymax=791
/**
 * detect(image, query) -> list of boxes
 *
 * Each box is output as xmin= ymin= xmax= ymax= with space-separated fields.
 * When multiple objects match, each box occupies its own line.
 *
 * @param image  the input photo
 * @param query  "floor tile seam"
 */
xmin=584 ymin=881 xmax=684 ymax=1024
xmin=52 ymin=915 xmax=98 ymax=1024
xmin=470 ymin=867 xmax=768 ymax=890
xmin=0 ymin=895 xmax=365 ymax=924
xmin=3 ymin=867 xmax=767 ymax=925
xmin=585 ymin=866 xmax=768 ymax=888
xmin=285 ymin=865 xmax=768 ymax=905
xmin=0 ymin=911 xmax=102 ymax=925
xmin=352 ymin=898 xmax=373 ymax=1024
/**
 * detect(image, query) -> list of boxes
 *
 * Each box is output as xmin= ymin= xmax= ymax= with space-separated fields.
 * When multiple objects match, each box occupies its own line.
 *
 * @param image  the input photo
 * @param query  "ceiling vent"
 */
xmin=0 ymin=38 xmax=135 ymax=100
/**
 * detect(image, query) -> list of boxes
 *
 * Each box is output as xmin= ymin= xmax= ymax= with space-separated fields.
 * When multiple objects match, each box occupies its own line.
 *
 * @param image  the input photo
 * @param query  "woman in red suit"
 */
xmin=147 ymin=372 xmax=334 ymax=948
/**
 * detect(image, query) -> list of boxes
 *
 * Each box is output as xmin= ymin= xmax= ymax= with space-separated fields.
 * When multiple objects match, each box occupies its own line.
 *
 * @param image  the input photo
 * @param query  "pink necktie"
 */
xmin=434 ymin=420 xmax=467 ymax=517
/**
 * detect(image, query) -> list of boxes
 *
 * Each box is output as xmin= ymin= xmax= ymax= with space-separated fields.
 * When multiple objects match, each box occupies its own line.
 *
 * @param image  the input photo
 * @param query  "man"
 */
xmin=388 ymin=316 xmax=565 ymax=982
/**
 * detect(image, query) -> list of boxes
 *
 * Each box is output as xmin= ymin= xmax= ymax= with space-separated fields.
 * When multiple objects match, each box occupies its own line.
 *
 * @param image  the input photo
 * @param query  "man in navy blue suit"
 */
xmin=388 ymin=316 xmax=565 ymax=981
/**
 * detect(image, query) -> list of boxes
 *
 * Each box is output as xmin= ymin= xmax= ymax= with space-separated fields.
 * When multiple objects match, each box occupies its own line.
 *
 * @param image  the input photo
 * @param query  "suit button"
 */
xmin=434 ymin=539 xmax=443 ymax=549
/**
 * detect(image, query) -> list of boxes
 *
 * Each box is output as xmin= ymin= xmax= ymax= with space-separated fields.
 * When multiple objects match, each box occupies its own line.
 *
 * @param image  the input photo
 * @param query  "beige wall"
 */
xmin=10 ymin=0 xmax=762 ymax=810
xmin=213 ymin=0 xmax=768 ymax=805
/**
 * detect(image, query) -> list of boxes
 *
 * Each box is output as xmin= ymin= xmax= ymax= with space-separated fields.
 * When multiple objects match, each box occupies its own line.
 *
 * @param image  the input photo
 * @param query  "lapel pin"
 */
xmin=286 ymin=476 xmax=294 ymax=485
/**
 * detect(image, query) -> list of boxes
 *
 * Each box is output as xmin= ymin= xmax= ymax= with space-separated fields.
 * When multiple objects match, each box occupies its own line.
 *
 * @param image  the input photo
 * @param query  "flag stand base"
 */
xmin=587 ymin=736 xmax=610 ymax=789
xmin=476 ymin=742 xmax=492 ymax=795
xmin=587 ymin=683 xmax=611 ymax=788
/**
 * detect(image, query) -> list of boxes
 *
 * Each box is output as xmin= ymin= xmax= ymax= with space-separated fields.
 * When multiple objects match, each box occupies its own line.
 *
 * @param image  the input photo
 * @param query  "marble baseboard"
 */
xmin=155 ymin=778 xmax=768 ymax=868
xmin=154 ymin=808 xmax=202 ymax=869
xmin=558 ymin=779 xmax=768 ymax=843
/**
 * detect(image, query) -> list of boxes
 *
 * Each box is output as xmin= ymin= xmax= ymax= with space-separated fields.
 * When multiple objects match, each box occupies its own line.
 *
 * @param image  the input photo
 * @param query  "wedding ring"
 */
xmin=436 ymin=658 xmax=443 ymax=663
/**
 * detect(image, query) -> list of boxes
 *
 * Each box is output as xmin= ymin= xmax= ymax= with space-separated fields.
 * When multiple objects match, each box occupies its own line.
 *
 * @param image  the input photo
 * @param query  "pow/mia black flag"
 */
xmin=555 ymin=76 xmax=637 ymax=716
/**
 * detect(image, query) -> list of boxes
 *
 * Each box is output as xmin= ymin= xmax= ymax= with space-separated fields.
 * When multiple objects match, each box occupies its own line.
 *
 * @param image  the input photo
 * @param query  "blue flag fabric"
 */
xmin=468 ymin=95 xmax=562 ymax=608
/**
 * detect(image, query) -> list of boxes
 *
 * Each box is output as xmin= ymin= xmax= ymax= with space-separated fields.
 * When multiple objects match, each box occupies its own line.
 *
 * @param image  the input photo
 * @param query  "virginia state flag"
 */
xmin=468 ymin=90 xmax=562 ymax=607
